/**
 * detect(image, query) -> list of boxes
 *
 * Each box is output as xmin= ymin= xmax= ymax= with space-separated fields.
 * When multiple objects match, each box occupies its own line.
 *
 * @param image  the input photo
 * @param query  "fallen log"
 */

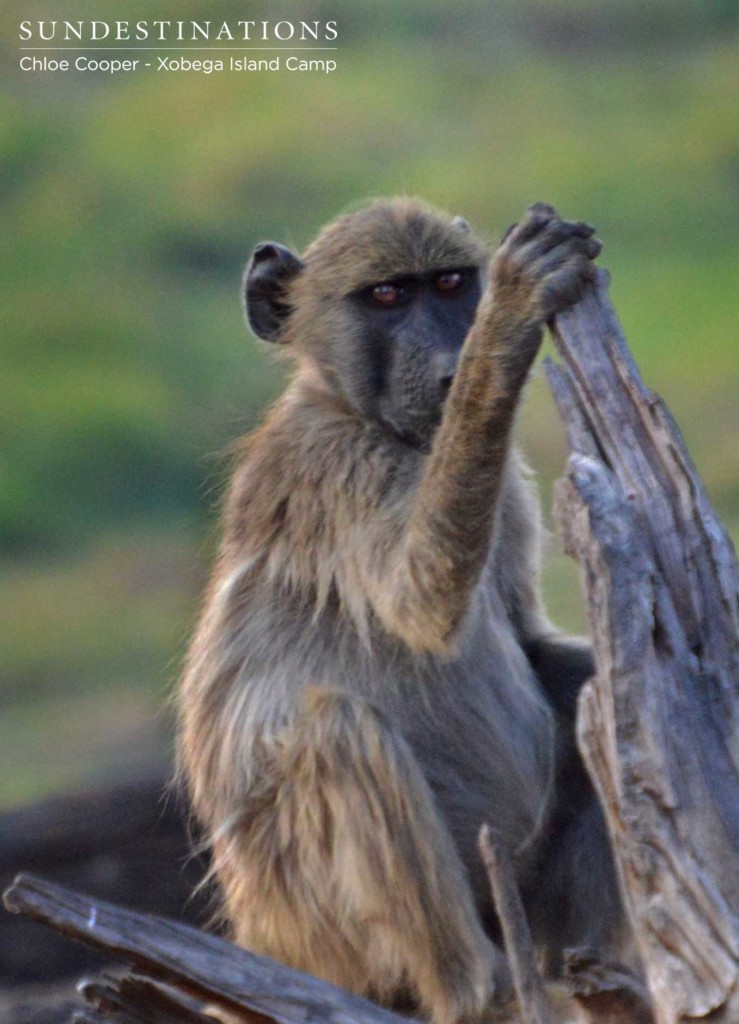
xmin=3 ymin=874 xmax=412 ymax=1024
xmin=546 ymin=269 xmax=739 ymax=1023
xmin=77 ymin=973 xmax=234 ymax=1024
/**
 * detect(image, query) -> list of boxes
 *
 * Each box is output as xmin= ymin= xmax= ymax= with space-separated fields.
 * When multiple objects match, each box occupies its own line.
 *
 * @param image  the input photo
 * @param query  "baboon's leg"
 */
xmin=214 ymin=688 xmax=503 ymax=1024
xmin=524 ymin=795 xmax=625 ymax=975
xmin=521 ymin=635 xmax=625 ymax=970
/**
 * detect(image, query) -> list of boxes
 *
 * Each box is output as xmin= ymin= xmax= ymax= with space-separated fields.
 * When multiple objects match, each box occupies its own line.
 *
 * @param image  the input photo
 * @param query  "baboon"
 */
xmin=178 ymin=199 xmax=624 ymax=1023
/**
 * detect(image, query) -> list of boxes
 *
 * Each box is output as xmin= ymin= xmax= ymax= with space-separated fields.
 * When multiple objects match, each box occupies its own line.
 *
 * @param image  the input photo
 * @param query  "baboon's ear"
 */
xmin=243 ymin=242 xmax=304 ymax=342
xmin=452 ymin=216 xmax=471 ymax=233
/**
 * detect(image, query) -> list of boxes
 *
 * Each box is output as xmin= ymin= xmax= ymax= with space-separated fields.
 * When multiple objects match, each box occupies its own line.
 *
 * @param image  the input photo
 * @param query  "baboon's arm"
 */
xmin=369 ymin=205 xmax=599 ymax=653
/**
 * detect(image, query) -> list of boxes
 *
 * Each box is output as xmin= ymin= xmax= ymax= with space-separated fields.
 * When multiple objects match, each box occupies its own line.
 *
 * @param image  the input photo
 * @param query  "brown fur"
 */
xmin=178 ymin=199 xmax=616 ymax=1023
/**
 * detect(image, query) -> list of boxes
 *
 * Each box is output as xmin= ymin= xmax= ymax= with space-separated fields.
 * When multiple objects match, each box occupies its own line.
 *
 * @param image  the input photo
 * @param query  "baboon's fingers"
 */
xmin=539 ymin=257 xmax=598 ymax=315
xmin=504 ymin=202 xmax=559 ymax=246
xmin=517 ymin=220 xmax=598 ymax=266
xmin=526 ymin=235 xmax=602 ymax=277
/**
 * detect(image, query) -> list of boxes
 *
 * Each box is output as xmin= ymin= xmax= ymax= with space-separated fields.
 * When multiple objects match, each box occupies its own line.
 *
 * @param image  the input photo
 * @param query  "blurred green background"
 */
xmin=1 ymin=0 xmax=737 ymax=806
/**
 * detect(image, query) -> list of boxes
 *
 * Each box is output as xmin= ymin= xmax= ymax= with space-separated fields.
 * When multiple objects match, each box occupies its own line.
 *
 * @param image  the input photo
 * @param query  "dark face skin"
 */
xmin=347 ymin=267 xmax=483 ymax=449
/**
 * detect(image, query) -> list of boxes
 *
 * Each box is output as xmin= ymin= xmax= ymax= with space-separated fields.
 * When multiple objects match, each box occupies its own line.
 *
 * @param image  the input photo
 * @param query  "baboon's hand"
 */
xmin=491 ymin=202 xmax=601 ymax=325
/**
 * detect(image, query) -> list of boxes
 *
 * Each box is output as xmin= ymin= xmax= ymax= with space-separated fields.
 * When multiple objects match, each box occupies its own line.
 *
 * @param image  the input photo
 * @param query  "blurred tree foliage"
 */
xmin=1 ymin=0 xmax=737 ymax=802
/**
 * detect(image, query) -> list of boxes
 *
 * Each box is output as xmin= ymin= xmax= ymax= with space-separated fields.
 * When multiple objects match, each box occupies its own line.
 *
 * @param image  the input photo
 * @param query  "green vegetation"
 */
xmin=1 ymin=0 xmax=737 ymax=804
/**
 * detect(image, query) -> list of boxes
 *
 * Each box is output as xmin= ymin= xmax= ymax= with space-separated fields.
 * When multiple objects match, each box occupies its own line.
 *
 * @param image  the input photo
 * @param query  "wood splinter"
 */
xmin=478 ymin=823 xmax=555 ymax=1024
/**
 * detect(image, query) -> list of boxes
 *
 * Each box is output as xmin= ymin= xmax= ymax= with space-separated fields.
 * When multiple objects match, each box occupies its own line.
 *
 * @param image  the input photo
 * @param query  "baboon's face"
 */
xmin=244 ymin=199 xmax=488 ymax=449
xmin=343 ymin=264 xmax=482 ymax=448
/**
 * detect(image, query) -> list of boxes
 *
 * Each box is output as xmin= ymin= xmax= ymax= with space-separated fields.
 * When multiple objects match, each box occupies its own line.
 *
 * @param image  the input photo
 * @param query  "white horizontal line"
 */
xmin=19 ymin=46 xmax=338 ymax=51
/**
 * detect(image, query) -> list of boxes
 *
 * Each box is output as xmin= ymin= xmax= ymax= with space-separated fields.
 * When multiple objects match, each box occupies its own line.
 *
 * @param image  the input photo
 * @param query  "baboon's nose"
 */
xmin=432 ymin=350 xmax=458 ymax=397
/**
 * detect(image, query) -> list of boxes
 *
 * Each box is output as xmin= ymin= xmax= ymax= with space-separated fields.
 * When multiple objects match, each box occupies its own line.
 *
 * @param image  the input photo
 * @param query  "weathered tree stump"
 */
xmin=546 ymin=269 xmax=739 ymax=1023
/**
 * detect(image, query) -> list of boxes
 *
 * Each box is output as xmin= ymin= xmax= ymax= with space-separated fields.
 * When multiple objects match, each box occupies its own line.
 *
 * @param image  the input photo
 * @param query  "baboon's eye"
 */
xmin=371 ymin=283 xmax=405 ymax=307
xmin=434 ymin=272 xmax=464 ymax=294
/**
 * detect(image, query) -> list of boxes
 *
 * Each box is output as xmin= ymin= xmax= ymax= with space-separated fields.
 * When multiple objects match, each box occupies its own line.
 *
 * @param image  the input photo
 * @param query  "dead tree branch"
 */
xmin=478 ymin=825 xmax=554 ymax=1024
xmin=2 ymin=874 xmax=410 ymax=1024
xmin=546 ymin=269 xmax=739 ymax=1023
xmin=78 ymin=973 xmax=226 ymax=1024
